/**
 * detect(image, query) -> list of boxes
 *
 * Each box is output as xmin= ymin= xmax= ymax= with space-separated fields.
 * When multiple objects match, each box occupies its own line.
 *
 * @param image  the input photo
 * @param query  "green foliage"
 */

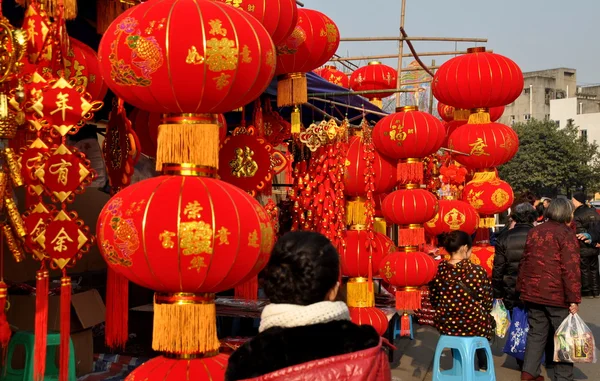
xmin=498 ymin=119 xmax=600 ymax=197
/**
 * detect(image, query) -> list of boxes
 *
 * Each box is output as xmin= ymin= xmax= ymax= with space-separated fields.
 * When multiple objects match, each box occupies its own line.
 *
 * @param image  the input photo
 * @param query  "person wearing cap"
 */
xmin=572 ymin=191 xmax=600 ymax=298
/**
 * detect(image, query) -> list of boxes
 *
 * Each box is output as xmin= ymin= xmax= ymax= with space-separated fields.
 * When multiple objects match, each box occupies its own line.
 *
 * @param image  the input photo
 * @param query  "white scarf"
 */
xmin=259 ymin=301 xmax=350 ymax=333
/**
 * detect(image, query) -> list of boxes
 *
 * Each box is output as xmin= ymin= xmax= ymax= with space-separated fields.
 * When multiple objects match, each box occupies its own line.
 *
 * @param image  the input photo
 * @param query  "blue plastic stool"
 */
xmin=1 ymin=331 xmax=76 ymax=381
xmin=432 ymin=335 xmax=495 ymax=381
xmin=393 ymin=314 xmax=414 ymax=340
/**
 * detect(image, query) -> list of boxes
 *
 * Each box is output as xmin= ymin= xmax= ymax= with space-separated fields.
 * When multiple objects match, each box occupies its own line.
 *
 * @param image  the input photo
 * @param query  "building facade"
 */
xmin=550 ymin=86 xmax=600 ymax=144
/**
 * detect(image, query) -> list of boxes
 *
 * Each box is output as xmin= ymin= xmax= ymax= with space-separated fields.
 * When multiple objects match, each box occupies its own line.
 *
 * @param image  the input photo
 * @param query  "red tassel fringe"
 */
xmin=397 ymin=161 xmax=424 ymax=184
xmin=399 ymin=227 xmax=425 ymax=246
xmin=0 ymin=281 xmax=11 ymax=366
xmin=475 ymin=227 xmax=490 ymax=244
xmin=400 ymin=314 xmax=411 ymax=337
xmin=234 ymin=276 xmax=259 ymax=301
xmin=105 ymin=268 xmax=129 ymax=350
xmin=59 ymin=276 xmax=71 ymax=381
xmin=34 ymin=270 xmax=49 ymax=381
xmin=396 ymin=289 xmax=422 ymax=311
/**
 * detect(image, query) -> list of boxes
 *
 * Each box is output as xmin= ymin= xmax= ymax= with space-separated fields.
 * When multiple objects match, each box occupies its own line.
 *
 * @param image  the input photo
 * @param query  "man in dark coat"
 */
xmin=572 ymin=191 xmax=600 ymax=298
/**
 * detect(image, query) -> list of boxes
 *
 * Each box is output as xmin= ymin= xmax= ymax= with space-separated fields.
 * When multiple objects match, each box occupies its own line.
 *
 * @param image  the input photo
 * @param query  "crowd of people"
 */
xmin=222 ymin=192 xmax=595 ymax=381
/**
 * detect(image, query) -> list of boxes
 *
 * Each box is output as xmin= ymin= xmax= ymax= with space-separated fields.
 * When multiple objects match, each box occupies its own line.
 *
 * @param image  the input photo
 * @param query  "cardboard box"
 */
xmin=7 ymin=289 xmax=106 ymax=376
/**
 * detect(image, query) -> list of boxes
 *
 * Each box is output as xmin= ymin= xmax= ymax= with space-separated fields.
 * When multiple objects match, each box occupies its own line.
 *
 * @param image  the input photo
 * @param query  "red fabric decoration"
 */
xmin=432 ymin=47 xmax=524 ymax=109
xmin=37 ymin=211 xmax=91 ymax=270
xmin=275 ymin=9 xmax=340 ymax=75
xmin=19 ymin=138 xmax=50 ymax=198
xmin=448 ymin=122 xmax=519 ymax=170
xmin=471 ymin=245 xmax=495 ymax=278
xmin=439 ymin=164 xmax=467 ymax=185
xmin=341 ymin=230 xmax=395 ymax=278
xmin=382 ymin=189 xmax=438 ymax=246
xmin=97 ymin=176 xmax=275 ymax=293
xmin=349 ymin=307 xmax=389 ymax=336
xmin=0 ymin=282 xmax=10 ymax=364
xmin=463 ymin=177 xmax=514 ymax=216
xmin=349 ymin=61 xmax=397 ymax=100
xmin=214 ymin=0 xmax=297 ymax=45
xmin=22 ymin=4 xmax=51 ymax=64
xmin=425 ymin=199 xmax=480 ymax=237
xmin=99 ymin=0 xmax=276 ymax=113
xmin=123 ymin=354 xmax=229 ymax=380
xmin=59 ymin=276 xmax=71 ymax=381
xmin=33 ymin=271 xmax=48 ymax=381
xmin=314 ymin=65 xmax=349 ymax=88
xmin=344 ymin=135 xmax=396 ymax=196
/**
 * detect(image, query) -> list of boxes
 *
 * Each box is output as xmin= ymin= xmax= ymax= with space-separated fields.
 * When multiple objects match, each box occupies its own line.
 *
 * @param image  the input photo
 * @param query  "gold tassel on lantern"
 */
xmin=277 ymin=73 xmax=307 ymax=107
xmin=468 ymin=108 xmax=492 ymax=125
xmin=291 ymin=106 xmax=301 ymax=134
xmin=453 ymin=109 xmax=471 ymax=121
xmin=374 ymin=217 xmax=386 ymax=234
xmin=371 ymin=99 xmax=383 ymax=109
xmin=153 ymin=293 xmax=219 ymax=355
xmin=156 ymin=114 xmax=220 ymax=172
xmin=3 ymin=148 xmax=24 ymax=187
xmin=96 ymin=0 xmax=138 ymax=33
xmin=346 ymin=277 xmax=374 ymax=308
xmin=3 ymin=225 xmax=24 ymax=263
xmin=4 ymin=197 xmax=26 ymax=238
xmin=479 ymin=216 xmax=496 ymax=229
xmin=471 ymin=170 xmax=498 ymax=183
xmin=345 ymin=197 xmax=367 ymax=226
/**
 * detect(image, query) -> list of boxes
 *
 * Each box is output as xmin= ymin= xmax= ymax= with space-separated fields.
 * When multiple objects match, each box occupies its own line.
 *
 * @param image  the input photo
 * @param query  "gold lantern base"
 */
xmin=468 ymin=108 xmax=491 ymax=125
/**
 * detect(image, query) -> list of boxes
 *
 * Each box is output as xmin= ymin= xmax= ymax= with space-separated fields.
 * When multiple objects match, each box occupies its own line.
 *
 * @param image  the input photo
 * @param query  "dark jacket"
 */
xmin=225 ymin=320 xmax=381 ymax=381
xmin=517 ymin=221 xmax=581 ymax=307
xmin=492 ymin=223 xmax=533 ymax=310
xmin=573 ymin=205 xmax=600 ymax=257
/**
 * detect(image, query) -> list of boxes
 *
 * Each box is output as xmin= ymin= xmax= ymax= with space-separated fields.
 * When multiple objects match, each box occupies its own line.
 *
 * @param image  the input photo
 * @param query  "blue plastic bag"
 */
xmin=503 ymin=307 xmax=529 ymax=361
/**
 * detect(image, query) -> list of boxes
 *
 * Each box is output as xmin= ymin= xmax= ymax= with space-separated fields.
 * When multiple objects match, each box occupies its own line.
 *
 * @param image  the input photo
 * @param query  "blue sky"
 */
xmin=306 ymin=0 xmax=599 ymax=85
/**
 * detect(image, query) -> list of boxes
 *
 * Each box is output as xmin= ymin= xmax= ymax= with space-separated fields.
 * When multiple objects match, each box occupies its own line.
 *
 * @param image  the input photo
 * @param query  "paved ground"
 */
xmin=391 ymin=297 xmax=600 ymax=380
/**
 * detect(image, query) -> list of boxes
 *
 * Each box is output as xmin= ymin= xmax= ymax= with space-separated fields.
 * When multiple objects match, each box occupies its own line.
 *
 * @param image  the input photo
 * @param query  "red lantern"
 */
xmin=432 ymin=47 xmax=524 ymax=109
xmin=214 ymin=0 xmax=298 ymax=45
xmin=381 ymin=188 xmax=438 ymax=246
xmin=97 ymin=175 xmax=275 ymax=355
xmin=489 ymin=106 xmax=506 ymax=122
xmin=349 ymin=307 xmax=389 ymax=336
xmin=437 ymin=102 xmax=454 ymax=122
xmin=438 ymin=103 xmax=505 ymax=123
xmin=122 ymin=354 xmax=229 ymax=380
xmin=59 ymin=38 xmax=109 ymax=101
xmin=349 ymin=61 xmax=397 ymax=108
xmin=99 ymin=0 xmax=276 ymax=114
xmin=315 ymin=65 xmax=349 ymax=88
xmin=471 ymin=245 xmax=494 ymax=278
xmin=344 ymin=134 xmax=396 ymax=197
xmin=448 ymin=122 xmax=519 ymax=170
xmin=425 ymin=199 xmax=480 ymax=236
xmin=379 ymin=249 xmax=438 ymax=310
xmin=463 ymin=176 xmax=514 ymax=228
xmin=341 ymin=230 xmax=395 ymax=278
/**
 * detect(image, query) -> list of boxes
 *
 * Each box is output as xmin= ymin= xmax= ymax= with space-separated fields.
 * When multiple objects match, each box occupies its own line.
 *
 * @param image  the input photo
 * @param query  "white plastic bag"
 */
xmin=554 ymin=313 xmax=597 ymax=363
xmin=491 ymin=299 xmax=510 ymax=338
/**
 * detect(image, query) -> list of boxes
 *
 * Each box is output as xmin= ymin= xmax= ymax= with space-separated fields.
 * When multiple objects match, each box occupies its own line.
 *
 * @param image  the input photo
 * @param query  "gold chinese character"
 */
xmin=248 ymin=229 xmax=259 ymax=248
xmin=51 ymin=227 xmax=74 ymax=253
xmin=26 ymin=152 xmax=44 ymax=170
xmin=218 ymin=226 xmax=230 ymax=245
xmin=225 ymin=0 xmax=242 ymax=7
xmin=186 ymin=46 xmax=205 ymax=65
xmin=241 ymin=45 xmax=252 ymax=64
xmin=159 ymin=230 xmax=176 ymax=249
xmin=188 ymin=256 xmax=207 ymax=272
xmin=180 ymin=221 xmax=213 ymax=255
xmin=49 ymin=92 xmax=74 ymax=122
xmin=444 ymin=208 xmax=466 ymax=230
xmin=206 ymin=38 xmax=238 ymax=72
xmin=214 ymin=73 xmax=231 ymax=90
xmin=383 ymin=262 xmax=394 ymax=280
xmin=184 ymin=201 xmax=203 ymax=219
xmin=247 ymin=4 xmax=255 ymax=11
xmin=230 ymin=146 xmax=258 ymax=178
xmin=265 ymin=50 xmax=275 ymax=67
xmin=467 ymin=190 xmax=484 ymax=209
xmin=469 ymin=138 xmax=490 ymax=156
xmin=31 ymin=218 xmax=47 ymax=242
xmin=48 ymin=159 xmax=73 ymax=186
xmin=209 ymin=19 xmax=227 ymax=36
xmin=259 ymin=222 xmax=273 ymax=253
xmin=27 ymin=19 xmax=38 ymax=42
xmin=66 ymin=60 xmax=88 ymax=88
xmin=386 ymin=120 xmax=413 ymax=145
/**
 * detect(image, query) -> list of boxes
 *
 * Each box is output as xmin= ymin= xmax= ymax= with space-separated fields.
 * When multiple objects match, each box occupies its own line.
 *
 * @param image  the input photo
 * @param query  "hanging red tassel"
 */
xmin=400 ymin=313 xmax=411 ymax=337
xmin=105 ymin=268 xmax=128 ymax=350
xmin=33 ymin=269 xmax=49 ymax=381
xmin=59 ymin=275 xmax=71 ymax=381
xmin=397 ymin=160 xmax=424 ymax=184
xmin=395 ymin=288 xmax=422 ymax=311
xmin=399 ymin=226 xmax=425 ymax=246
xmin=0 ymin=281 xmax=11 ymax=365
xmin=234 ymin=276 xmax=259 ymax=301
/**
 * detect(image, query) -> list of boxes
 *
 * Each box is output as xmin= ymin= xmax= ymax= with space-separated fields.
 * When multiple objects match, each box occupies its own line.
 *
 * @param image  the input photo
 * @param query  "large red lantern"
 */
xmin=381 ymin=188 xmax=438 ymax=246
xmin=344 ymin=134 xmax=396 ymax=196
xmin=97 ymin=175 xmax=275 ymax=355
xmin=448 ymin=121 xmax=519 ymax=170
xmin=275 ymin=8 xmax=340 ymax=109
xmin=463 ymin=176 xmax=514 ymax=228
xmin=349 ymin=61 xmax=397 ymax=108
xmin=60 ymin=38 xmax=109 ymax=101
xmin=379 ymin=249 xmax=438 ymax=310
xmin=471 ymin=245 xmax=495 ymax=278
xmin=341 ymin=230 xmax=395 ymax=279
xmin=349 ymin=307 xmax=389 ymax=336
xmin=425 ymin=199 xmax=480 ymax=236
xmin=314 ymin=65 xmax=349 ymax=88
xmin=123 ymin=354 xmax=230 ymax=380
xmin=214 ymin=0 xmax=298 ymax=45
xmin=432 ymin=47 xmax=524 ymax=109
xmin=437 ymin=102 xmax=455 ymax=122
xmin=99 ymin=0 xmax=276 ymax=114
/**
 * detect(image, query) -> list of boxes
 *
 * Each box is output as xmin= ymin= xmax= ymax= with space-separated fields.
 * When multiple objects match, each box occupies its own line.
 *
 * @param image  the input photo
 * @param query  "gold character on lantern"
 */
xmin=500 ymin=135 xmax=516 ymax=152
xmin=469 ymin=138 xmax=490 ymax=157
xmin=214 ymin=73 xmax=232 ymax=91
xmin=184 ymin=201 xmax=203 ymax=220
xmin=248 ymin=229 xmax=259 ymax=248
xmin=26 ymin=152 xmax=44 ymax=171
xmin=49 ymin=92 xmax=74 ymax=121
xmin=206 ymin=39 xmax=238 ymax=72
xmin=159 ymin=230 xmax=176 ymax=249
xmin=426 ymin=212 xmax=439 ymax=228
xmin=186 ymin=46 xmax=205 ymax=65
xmin=217 ymin=226 xmax=230 ymax=245
xmin=30 ymin=218 xmax=47 ymax=243
xmin=230 ymin=147 xmax=258 ymax=178
xmin=383 ymin=261 xmax=394 ymax=280
xmin=247 ymin=4 xmax=255 ymax=12
xmin=48 ymin=159 xmax=73 ymax=186
xmin=180 ymin=221 xmax=213 ymax=255
xmin=387 ymin=120 xmax=413 ymax=145
xmin=467 ymin=190 xmax=484 ymax=209
xmin=63 ymin=60 xmax=88 ymax=88
xmin=241 ymin=46 xmax=252 ymax=64
xmin=188 ymin=256 xmax=207 ymax=272
xmin=27 ymin=19 xmax=38 ymax=42
xmin=491 ymin=189 xmax=510 ymax=208
xmin=259 ymin=222 xmax=273 ymax=253
xmin=265 ymin=50 xmax=275 ymax=67
xmin=51 ymin=227 xmax=74 ymax=253
xmin=444 ymin=208 xmax=466 ymax=230
xmin=208 ymin=19 xmax=228 ymax=37
xmin=225 ymin=0 xmax=242 ymax=7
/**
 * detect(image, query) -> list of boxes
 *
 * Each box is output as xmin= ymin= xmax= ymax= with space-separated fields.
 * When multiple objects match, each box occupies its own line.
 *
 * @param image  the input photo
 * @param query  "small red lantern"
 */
xmin=463 ymin=176 xmax=514 ymax=228
xmin=349 ymin=61 xmax=397 ymax=108
xmin=342 ymin=230 xmax=395 ymax=279
xmin=471 ymin=245 xmax=495 ymax=278
xmin=315 ymin=65 xmax=349 ymax=88
xmin=432 ymin=47 xmax=524 ymax=109
xmin=349 ymin=307 xmax=389 ymax=336
xmin=214 ymin=0 xmax=298 ymax=45
xmin=425 ymin=199 xmax=480 ymax=237
xmin=438 ymin=103 xmax=505 ymax=123
xmin=448 ymin=122 xmax=519 ymax=170
xmin=344 ymin=134 xmax=396 ymax=197
xmin=489 ymin=106 xmax=506 ymax=122
xmin=379 ymin=249 xmax=438 ymax=310
xmin=122 ymin=354 xmax=229 ymax=381
xmin=437 ymin=102 xmax=455 ymax=122
xmin=381 ymin=188 xmax=438 ymax=246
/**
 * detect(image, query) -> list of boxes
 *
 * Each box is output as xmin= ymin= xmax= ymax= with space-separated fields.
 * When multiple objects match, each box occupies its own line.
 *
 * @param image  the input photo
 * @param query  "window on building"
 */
xmin=524 ymin=114 xmax=531 ymax=121
xmin=581 ymin=129 xmax=588 ymax=141
xmin=544 ymin=114 xmax=550 ymax=121
xmin=556 ymin=121 xmax=560 ymax=128
xmin=524 ymin=88 xmax=531 ymax=95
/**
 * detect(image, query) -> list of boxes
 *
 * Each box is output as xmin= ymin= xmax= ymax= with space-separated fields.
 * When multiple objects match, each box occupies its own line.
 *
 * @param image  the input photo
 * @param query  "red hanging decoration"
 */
xmin=59 ymin=275 xmax=71 ymax=381
xmin=33 ymin=269 xmax=49 ymax=381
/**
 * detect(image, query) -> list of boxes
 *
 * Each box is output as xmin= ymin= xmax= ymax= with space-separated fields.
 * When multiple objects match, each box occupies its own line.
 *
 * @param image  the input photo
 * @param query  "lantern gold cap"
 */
xmin=470 ymin=107 xmax=490 ymax=114
xmin=325 ymin=65 xmax=337 ymax=70
xmin=467 ymin=47 xmax=486 ymax=53
xmin=396 ymin=105 xmax=418 ymax=112
xmin=368 ymin=61 xmax=382 ymax=65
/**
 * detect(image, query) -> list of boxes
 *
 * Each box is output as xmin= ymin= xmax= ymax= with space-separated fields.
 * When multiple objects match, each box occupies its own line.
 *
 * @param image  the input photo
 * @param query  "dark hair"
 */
xmin=438 ymin=231 xmax=472 ymax=254
xmin=261 ymin=231 xmax=339 ymax=305
xmin=535 ymin=203 xmax=546 ymax=218
xmin=545 ymin=197 xmax=574 ymax=224
xmin=515 ymin=191 xmax=538 ymax=206
xmin=511 ymin=202 xmax=537 ymax=224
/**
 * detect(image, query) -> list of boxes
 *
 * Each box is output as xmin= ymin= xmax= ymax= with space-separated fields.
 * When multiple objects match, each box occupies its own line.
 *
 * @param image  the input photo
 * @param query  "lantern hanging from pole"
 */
xmin=349 ymin=61 xmax=397 ymax=109
xmin=349 ymin=307 xmax=389 ymax=336
xmin=425 ymin=199 xmax=480 ymax=237
xmin=463 ymin=174 xmax=514 ymax=228
xmin=315 ymin=65 xmax=349 ymax=88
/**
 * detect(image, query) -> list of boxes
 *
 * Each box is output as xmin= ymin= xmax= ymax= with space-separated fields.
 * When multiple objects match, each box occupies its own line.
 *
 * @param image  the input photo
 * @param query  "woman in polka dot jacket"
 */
xmin=430 ymin=230 xmax=495 ymax=370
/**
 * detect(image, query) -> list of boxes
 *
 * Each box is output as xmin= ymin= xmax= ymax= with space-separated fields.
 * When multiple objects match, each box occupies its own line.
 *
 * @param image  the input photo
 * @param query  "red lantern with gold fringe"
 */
xmin=97 ymin=174 xmax=275 ymax=356
xmin=379 ymin=249 xmax=437 ymax=311
xmin=314 ymin=65 xmax=349 ymax=88
xmin=349 ymin=61 xmax=397 ymax=108
xmin=463 ymin=175 xmax=514 ymax=228
xmin=471 ymin=245 xmax=495 ymax=278
xmin=425 ymin=199 xmax=480 ymax=237
xmin=341 ymin=230 xmax=395 ymax=279
xmin=349 ymin=307 xmax=389 ymax=336
xmin=382 ymin=188 xmax=438 ymax=246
